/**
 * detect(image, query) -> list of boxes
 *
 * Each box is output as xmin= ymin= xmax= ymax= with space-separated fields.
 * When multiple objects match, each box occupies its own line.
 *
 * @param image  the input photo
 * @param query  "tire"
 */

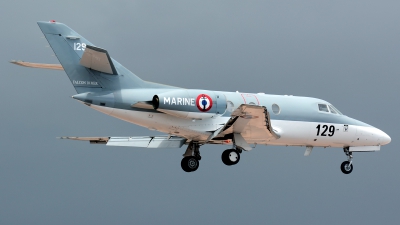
xmin=221 ymin=149 xmax=240 ymax=166
xmin=221 ymin=150 xmax=232 ymax=165
xmin=340 ymin=161 xmax=353 ymax=174
xmin=181 ymin=156 xmax=199 ymax=172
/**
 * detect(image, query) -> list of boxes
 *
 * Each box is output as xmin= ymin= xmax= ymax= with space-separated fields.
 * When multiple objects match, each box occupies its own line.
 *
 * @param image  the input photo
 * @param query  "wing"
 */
xmin=219 ymin=104 xmax=279 ymax=150
xmin=59 ymin=136 xmax=187 ymax=148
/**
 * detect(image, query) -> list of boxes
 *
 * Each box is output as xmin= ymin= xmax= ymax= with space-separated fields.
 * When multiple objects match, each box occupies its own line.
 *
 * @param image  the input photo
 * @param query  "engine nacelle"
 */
xmin=152 ymin=89 xmax=227 ymax=119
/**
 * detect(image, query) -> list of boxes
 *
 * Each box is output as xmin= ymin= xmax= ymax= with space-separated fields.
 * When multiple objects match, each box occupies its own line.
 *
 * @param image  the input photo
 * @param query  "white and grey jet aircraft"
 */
xmin=12 ymin=21 xmax=391 ymax=174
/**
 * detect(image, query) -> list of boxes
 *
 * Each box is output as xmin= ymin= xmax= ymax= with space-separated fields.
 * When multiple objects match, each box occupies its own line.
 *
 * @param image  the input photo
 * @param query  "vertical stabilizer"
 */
xmin=37 ymin=21 xmax=150 ymax=93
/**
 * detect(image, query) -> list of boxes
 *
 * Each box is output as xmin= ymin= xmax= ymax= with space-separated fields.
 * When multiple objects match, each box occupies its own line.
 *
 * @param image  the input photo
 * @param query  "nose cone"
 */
xmin=356 ymin=125 xmax=391 ymax=146
xmin=380 ymin=130 xmax=391 ymax=145
xmin=374 ymin=128 xmax=391 ymax=145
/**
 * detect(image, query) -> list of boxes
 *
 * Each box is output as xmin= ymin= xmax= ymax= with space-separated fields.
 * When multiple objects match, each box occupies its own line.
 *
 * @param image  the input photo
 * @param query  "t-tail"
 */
xmin=37 ymin=21 xmax=169 ymax=93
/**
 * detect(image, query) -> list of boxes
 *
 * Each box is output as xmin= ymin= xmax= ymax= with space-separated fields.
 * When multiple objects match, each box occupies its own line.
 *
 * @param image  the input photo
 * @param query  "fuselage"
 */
xmin=73 ymin=88 xmax=391 ymax=149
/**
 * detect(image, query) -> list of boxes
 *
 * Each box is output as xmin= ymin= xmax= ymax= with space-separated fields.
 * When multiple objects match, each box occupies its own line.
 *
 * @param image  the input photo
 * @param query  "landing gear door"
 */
xmin=241 ymin=93 xmax=260 ymax=106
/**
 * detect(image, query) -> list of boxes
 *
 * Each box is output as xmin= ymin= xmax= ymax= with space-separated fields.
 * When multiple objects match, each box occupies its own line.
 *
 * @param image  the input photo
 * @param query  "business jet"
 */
xmin=11 ymin=21 xmax=391 ymax=174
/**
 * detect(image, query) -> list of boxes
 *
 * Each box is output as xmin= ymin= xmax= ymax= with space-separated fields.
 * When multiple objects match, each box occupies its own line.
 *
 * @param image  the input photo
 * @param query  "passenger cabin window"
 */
xmin=318 ymin=104 xmax=329 ymax=112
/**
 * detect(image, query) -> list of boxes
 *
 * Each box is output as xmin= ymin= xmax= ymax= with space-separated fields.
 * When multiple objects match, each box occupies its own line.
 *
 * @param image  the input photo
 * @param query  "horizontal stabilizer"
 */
xmin=59 ymin=136 xmax=187 ymax=148
xmin=10 ymin=60 xmax=63 ymax=70
xmin=80 ymin=45 xmax=117 ymax=75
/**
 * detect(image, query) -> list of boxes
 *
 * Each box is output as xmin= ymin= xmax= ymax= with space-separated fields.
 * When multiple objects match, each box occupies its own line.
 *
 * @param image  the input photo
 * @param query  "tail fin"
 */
xmin=37 ymin=21 xmax=146 ymax=93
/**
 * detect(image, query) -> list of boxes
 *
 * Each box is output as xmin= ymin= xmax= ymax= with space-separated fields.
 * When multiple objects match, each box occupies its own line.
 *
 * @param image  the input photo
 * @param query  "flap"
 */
xmin=233 ymin=133 xmax=252 ymax=151
xmin=80 ymin=45 xmax=117 ymax=75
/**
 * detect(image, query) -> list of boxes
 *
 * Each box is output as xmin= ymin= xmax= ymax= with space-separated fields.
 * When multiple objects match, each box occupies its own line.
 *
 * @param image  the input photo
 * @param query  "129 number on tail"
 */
xmin=316 ymin=124 xmax=335 ymax=136
xmin=74 ymin=43 xmax=86 ymax=51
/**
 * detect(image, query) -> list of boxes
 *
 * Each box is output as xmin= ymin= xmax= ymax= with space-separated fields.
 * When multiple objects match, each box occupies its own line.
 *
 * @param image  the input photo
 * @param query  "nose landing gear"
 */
xmin=341 ymin=147 xmax=353 ymax=174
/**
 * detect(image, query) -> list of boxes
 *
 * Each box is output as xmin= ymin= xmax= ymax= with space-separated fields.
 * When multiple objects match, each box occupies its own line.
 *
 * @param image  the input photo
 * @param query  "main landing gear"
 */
xmin=221 ymin=148 xmax=242 ymax=166
xmin=180 ymin=142 xmax=243 ymax=172
xmin=181 ymin=142 xmax=201 ymax=172
xmin=341 ymin=147 xmax=353 ymax=174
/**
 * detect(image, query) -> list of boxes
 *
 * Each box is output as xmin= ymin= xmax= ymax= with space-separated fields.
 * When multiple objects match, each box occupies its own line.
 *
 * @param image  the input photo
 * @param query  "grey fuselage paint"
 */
xmin=73 ymin=89 xmax=371 ymax=127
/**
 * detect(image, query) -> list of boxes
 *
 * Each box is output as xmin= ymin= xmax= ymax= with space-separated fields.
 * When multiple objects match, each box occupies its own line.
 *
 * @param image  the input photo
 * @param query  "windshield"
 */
xmin=318 ymin=104 xmax=343 ymax=115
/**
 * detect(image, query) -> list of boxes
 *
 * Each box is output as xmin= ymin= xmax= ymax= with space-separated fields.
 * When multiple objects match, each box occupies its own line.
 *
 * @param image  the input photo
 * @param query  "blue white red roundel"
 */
xmin=196 ymin=94 xmax=213 ymax=112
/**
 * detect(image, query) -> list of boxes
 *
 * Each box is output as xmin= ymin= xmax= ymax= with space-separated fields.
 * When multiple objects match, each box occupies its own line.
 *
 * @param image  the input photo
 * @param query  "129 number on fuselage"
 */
xmin=316 ymin=124 xmax=335 ymax=137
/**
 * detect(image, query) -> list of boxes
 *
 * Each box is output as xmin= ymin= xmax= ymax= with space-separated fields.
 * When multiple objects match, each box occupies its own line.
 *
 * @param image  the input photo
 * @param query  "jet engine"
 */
xmin=152 ymin=89 xmax=227 ymax=119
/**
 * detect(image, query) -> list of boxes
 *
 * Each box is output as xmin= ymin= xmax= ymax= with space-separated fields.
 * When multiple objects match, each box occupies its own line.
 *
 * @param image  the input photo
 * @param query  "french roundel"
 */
xmin=196 ymin=94 xmax=213 ymax=112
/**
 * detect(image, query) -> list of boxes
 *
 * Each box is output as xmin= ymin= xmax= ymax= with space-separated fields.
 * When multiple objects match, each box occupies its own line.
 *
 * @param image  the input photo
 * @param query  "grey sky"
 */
xmin=0 ymin=1 xmax=399 ymax=224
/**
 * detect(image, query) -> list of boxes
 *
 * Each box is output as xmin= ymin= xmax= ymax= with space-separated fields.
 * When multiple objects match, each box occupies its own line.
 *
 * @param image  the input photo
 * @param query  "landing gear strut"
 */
xmin=181 ymin=142 xmax=201 ymax=172
xmin=341 ymin=147 xmax=353 ymax=174
xmin=221 ymin=147 xmax=241 ymax=166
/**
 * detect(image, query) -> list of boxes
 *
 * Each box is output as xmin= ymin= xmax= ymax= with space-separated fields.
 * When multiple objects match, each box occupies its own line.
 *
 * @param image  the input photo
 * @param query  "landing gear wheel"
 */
xmin=221 ymin=149 xmax=240 ymax=166
xmin=181 ymin=156 xmax=199 ymax=172
xmin=340 ymin=161 xmax=353 ymax=174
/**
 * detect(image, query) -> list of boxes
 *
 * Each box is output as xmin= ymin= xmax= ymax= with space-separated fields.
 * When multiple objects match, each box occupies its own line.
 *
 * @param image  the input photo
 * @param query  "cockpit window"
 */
xmin=329 ymin=105 xmax=343 ymax=115
xmin=318 ymin=103 xmax=343 ymax=115
xmin=318 ymin=104 xmax=329 ymax=112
